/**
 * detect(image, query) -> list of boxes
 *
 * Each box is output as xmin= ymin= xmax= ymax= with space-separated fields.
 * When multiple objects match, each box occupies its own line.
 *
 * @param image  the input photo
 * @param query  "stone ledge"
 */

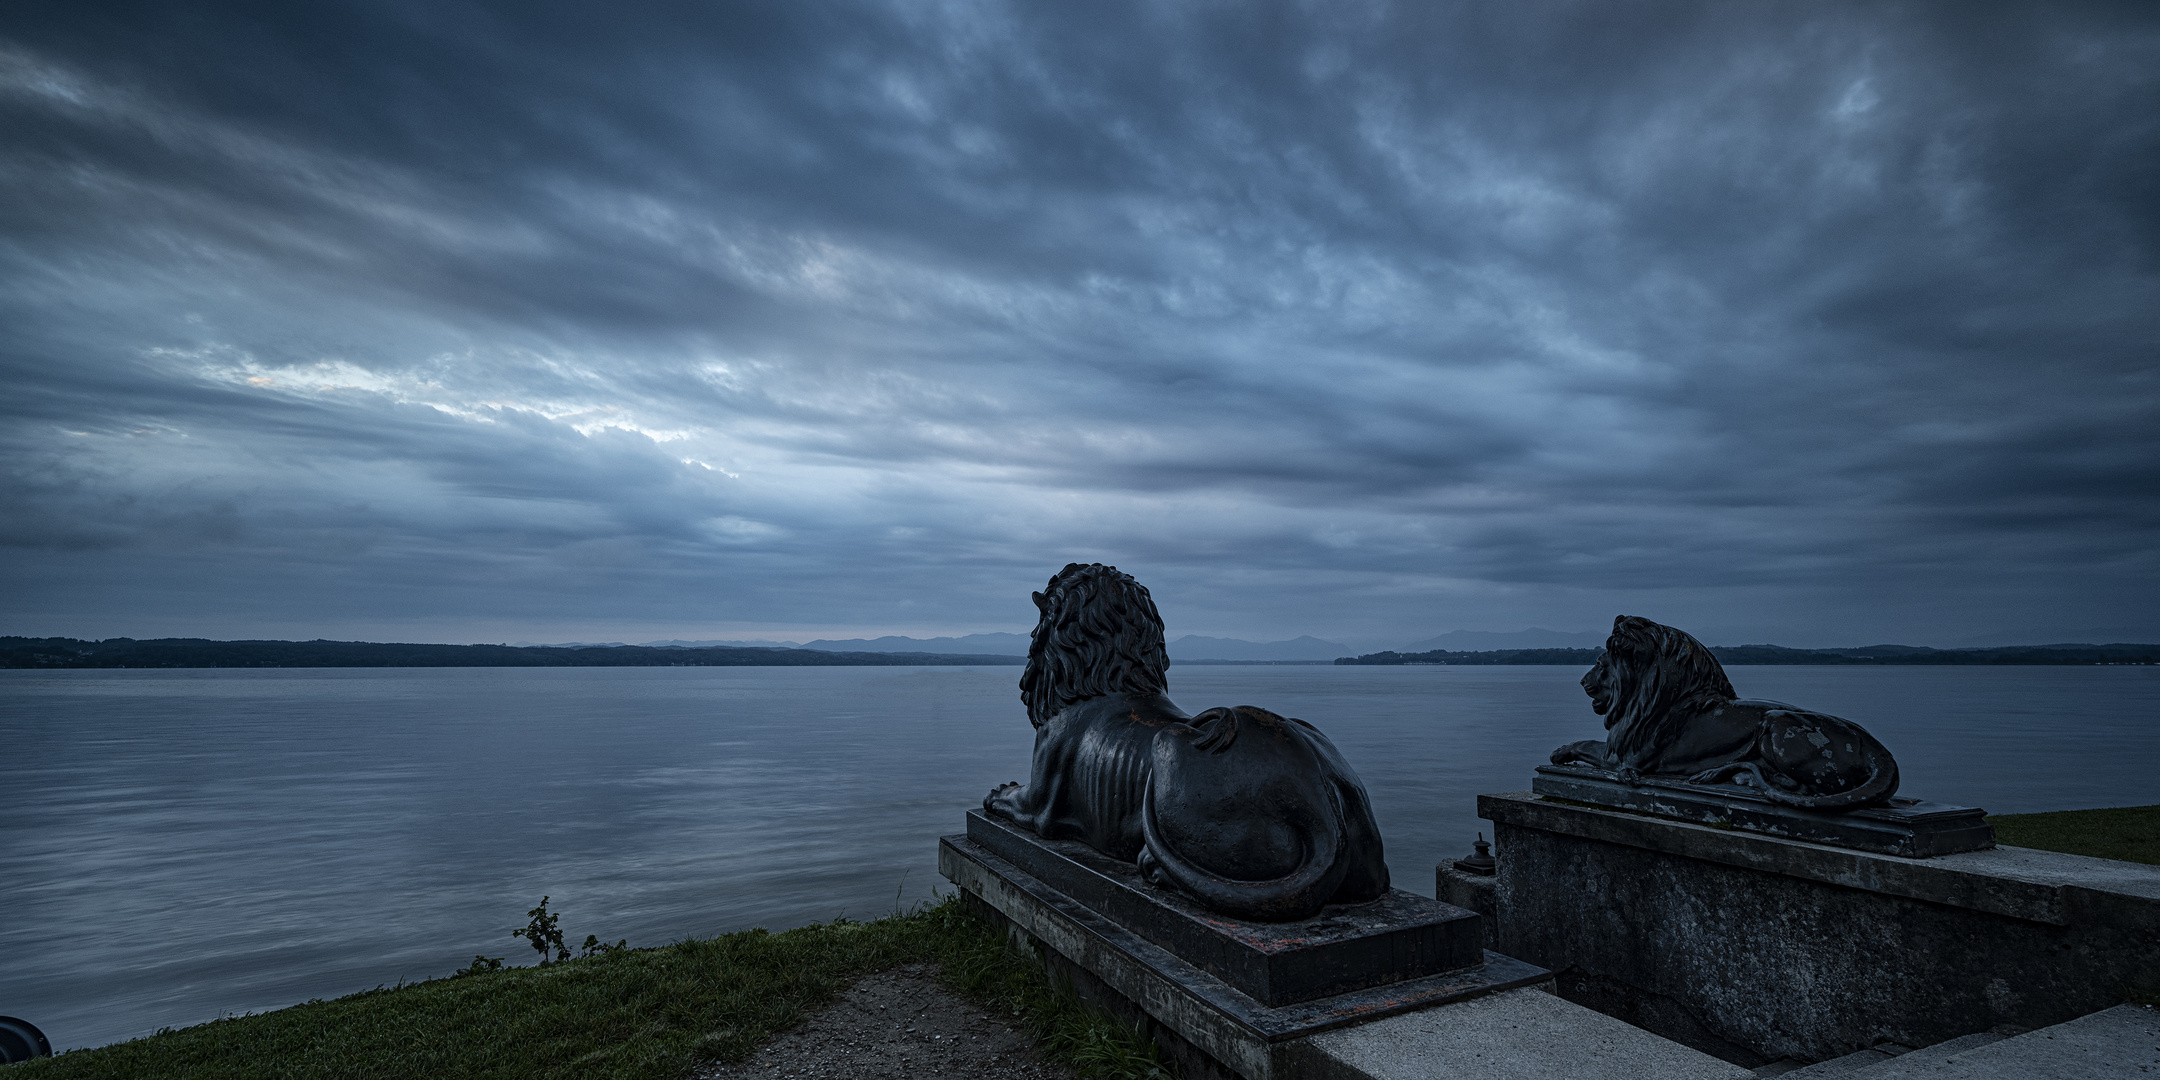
xmin=966 ymin=809 xmax=1482 ymax=1005
xmin=1865 ymin=1004 xmax=2160 ymax=1079
xmin=1306 ymin=985 xmax=1752 ymax=1080
xmin=940 ymin=833 xmax=1550 ymax=1080
xmin=1479 ymin=791 xmax=2160 ymax=926
xmin=1530 ymin=765 xmax=1993 ymax=858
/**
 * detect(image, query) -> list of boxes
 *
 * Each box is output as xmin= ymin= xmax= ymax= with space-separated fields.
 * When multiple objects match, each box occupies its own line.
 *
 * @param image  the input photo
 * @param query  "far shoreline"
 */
xmin=5 ymin=635 xmax=2158 ymax=669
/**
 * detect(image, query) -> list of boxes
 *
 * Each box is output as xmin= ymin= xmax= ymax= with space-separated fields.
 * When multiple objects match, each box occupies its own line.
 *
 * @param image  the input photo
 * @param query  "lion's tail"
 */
xmin=1139 ymin=782 xmax=1348 ymax=923
xmin=1752 ymin=725 xmax=1901 ymax=810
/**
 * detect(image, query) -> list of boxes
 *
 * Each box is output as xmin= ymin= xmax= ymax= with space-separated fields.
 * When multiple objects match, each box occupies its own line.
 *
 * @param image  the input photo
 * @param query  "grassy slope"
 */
xmin=13 ymin=897 xmax=1174 ymax=1080
xmin=29 ymin=807 xmax=2151 ymax=1077
xmin=1987 ymin=804 xmax=2160 ymax=865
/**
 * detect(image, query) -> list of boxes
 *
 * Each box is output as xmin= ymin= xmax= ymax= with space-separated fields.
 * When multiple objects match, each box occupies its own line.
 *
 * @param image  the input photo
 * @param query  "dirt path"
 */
xmin=689 ymin=963 xmax=1077 ymax=1080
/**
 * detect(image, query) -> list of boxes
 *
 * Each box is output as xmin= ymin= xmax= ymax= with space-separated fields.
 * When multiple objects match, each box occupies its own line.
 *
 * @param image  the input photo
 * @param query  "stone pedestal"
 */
xmin=940 ymin=819 xmax=1550 ymax=1079
xmin=1480 ymin=790 xmax=2160 ymax=1066
xmin=964 ymin=810 xmax=1482 ymax=1004
xmin=1532 ymin=765 xmax=1995 ymax=857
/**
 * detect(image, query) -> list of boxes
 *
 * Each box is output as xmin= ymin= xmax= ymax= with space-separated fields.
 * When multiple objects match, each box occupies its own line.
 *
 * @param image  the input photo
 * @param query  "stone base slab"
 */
xmin=966 ymin=809 xmax=1482 ymax=1005
xmin=940 ymin=832 xmax=1550 ymax=1080
xmin=1532 ymin=765 xmax=1994 ymax=858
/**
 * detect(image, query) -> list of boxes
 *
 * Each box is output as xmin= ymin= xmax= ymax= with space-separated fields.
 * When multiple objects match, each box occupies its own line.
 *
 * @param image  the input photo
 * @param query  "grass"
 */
xmin=13 ymin=895 xmax=1177 ymax=1080
xmin=1987 ymin=804 xmax=2160 ymax=865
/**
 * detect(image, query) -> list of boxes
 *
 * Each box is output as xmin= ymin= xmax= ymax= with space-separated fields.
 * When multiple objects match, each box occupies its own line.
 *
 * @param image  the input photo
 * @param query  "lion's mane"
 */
xmin=1601 ymin=615 xmax=1737 ymax=742
xmin=1018 ymin=563 xmax=1171 ymax=729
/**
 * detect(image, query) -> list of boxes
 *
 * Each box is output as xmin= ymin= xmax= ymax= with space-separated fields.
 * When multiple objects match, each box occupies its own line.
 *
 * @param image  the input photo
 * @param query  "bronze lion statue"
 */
xmin=985 ymin=563 xmax=1389 ymax=921
xmin=1550 ymin=615 xmax=1900 ymax=809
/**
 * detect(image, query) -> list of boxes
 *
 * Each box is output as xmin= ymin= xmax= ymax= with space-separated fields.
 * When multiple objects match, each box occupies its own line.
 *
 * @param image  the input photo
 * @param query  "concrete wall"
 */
xmin=1481 ymin=791 xmax=2160 ymax=1067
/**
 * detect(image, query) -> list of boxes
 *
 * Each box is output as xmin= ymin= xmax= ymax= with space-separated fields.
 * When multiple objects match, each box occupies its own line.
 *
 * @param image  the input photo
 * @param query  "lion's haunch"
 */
xmin=1139 ymin=706 xmax=1387 ymax=922
xmin=987 ymin=699 xmax=1389 ymax=921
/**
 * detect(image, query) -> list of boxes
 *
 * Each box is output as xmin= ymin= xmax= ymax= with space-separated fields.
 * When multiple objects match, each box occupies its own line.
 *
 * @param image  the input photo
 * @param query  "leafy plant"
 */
xmin=580 ymin=935 xmax=627 ymax=958
xmin=452 ymin=955 xmax=505 ymax=978
xmin=511 ymin=897 xmax=569 ymax=965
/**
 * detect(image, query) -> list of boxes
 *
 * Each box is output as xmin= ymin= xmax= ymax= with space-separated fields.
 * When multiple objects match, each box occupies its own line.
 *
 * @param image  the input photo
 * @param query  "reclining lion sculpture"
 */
xmin=984 ymin=563 xmax=1389 ymax=921
xmin=1550 ymin=615 xmax=1900 ymax=809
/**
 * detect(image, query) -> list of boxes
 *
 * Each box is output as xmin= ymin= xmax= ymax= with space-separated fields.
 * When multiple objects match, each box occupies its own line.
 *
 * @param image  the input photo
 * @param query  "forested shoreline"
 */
xmin=6 ymin=636 xmax=2157 ymax=669
xmin=0 ymin=637 xmax=1027 ymax=669
xmin=1337 ymin=643 xmax=2160 ymax=666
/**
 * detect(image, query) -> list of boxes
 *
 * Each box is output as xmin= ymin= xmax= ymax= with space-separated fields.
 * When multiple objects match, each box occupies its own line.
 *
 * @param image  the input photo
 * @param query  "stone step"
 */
xmin=1858 ymin=1004 xmax=2159 ymax=1079
xmin=1764 ymin=1044 xmax=1906 ymax=1078
xmin=1307 ymin=985 xmax=1753 ymax=1080
xmin=1754 ymin=1033 xmax=2005 ymax=1078
xmin=1843 ymin=1032 xmax=2005 ymax=1075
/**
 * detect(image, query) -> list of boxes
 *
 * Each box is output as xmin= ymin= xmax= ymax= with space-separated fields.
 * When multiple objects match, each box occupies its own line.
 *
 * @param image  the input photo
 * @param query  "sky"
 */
xmin=3 ymin=1 xmax=2157 ymax=649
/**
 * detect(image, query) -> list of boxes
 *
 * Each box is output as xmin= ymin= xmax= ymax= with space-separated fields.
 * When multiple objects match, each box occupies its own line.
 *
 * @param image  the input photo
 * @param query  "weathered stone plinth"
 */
xmin=965 ymin=809 xmax=1481 ymax=1005
xmin=940 ymin=820 xmax=1550 ymax=1079
xmin=1481 ymin=790 xmax=2160 ymax=1067
xmin=1532 ymin=764 xmax=1994 ymax=857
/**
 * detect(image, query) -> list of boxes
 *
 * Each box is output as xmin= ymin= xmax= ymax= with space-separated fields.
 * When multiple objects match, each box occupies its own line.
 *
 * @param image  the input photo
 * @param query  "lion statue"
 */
xmin=984 ymin=563 xmax=1390 ymax=921
xmin=1550 ymin=615 xmax=1901 ymax=809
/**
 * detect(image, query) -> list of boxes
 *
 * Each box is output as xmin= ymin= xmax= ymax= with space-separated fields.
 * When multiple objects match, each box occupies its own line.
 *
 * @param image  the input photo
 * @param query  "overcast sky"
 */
xmin=3 ymin=1 xmax=2156 ymax=648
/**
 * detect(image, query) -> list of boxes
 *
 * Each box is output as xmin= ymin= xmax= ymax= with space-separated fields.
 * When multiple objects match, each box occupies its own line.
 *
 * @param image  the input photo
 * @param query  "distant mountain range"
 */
xmin=526 ymin=626 xmax=2160 ymax=658
xmin=1949 ymin=627 xmax=2160 ymax=648
xmin=8 ymin=634 xmax=2154 ymax=670
xmin=1397 ymin=628 xmax=1608 ymax=651
xmin=1 ymin=637 xmax=1026 ymax=669
xmin=1165 ymin=635 xmax=1347 ymax=661
xmin=621 ymin=632 xmax=1353 ymax=660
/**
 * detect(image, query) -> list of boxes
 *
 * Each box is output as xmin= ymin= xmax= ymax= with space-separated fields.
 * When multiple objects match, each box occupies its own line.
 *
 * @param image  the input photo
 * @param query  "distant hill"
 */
xmin=1168 ymin=635 xmax=1349 ymax=661
xmin=1397 ymin=628 xmax=1606 ymax=652
xmin=0 ymin=637 xmax=1026 ymax=669
xmin=1950 ymin=628 xmax=2160 ymax=648
xmin=635 ymin=638 xmax=804 ymax=649
xmin=795 ymin=633 xmax=1031 ymax=655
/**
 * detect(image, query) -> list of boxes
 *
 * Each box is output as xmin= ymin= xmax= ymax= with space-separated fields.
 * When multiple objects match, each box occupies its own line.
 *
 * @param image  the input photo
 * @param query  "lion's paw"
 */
xmin=983 ymin=781 xmax=1024 ymax=817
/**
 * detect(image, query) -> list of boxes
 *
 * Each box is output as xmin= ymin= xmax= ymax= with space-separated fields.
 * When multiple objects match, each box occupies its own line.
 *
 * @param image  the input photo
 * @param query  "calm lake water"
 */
xmin=3 ymin=663 xmax=2156 ymax=1050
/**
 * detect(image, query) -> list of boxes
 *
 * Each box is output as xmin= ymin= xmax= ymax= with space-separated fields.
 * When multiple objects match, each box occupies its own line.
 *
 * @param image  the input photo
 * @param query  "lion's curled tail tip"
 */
xmin=1758 ymin=756 xmax=1901 ymax=810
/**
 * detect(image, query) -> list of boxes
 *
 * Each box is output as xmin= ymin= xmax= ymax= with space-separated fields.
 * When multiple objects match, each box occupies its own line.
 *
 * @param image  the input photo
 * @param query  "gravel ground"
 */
xmin=689 ymin=963 xmax=1076 ymax=1080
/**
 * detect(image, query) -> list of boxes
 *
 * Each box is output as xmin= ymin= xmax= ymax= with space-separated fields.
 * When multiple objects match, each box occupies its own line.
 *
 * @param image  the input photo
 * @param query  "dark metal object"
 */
xmin=1531 ymin=765 xmax=1994 ymax=857
xmin=984 ymin=563 xmax=1391 ymax=921
xmin=961 ymin=810 xmax=1485 ymax=1006
xmin=0 ymin=1016 xmax=51 ymax=1063
xmin=1452 ymin=833 xmax=1496 ymax=875
xmin=1549 ymin=615 xmax=1902 ymax=811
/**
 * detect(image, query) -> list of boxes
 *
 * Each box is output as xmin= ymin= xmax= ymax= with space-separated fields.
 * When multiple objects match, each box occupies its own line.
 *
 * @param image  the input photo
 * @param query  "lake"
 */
xmin=2 ymin=663 xmax=2156 ymax=1050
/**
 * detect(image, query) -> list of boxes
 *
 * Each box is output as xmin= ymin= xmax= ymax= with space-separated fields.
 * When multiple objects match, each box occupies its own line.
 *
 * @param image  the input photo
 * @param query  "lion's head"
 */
xmin=1586 ymin=615 xmax=1736 ymax=733
xmin=1018 ymin=562 xmax=1170 ymax=728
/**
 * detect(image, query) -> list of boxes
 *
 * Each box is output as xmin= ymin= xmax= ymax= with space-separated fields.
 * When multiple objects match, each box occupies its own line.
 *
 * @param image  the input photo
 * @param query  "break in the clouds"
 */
xmin=2 ymin=1 xmax=2156 ymax=647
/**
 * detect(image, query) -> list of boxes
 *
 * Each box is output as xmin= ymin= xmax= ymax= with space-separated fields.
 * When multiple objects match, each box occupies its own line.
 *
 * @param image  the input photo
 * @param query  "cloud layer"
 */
xmin=4 ymin=1 xmax=2157 ymax=646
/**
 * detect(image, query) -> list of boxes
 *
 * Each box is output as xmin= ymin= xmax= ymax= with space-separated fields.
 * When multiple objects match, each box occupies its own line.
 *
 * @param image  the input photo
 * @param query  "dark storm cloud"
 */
xmin=2 ymin=1 xmax=2156 ymax=645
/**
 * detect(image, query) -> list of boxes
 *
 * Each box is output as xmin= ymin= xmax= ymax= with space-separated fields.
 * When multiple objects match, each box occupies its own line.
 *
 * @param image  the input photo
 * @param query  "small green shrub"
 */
xmin=451 ymin=955 xmax=505 ymax=978
xmin=511 ymin=896 xmax=570 ymax=964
